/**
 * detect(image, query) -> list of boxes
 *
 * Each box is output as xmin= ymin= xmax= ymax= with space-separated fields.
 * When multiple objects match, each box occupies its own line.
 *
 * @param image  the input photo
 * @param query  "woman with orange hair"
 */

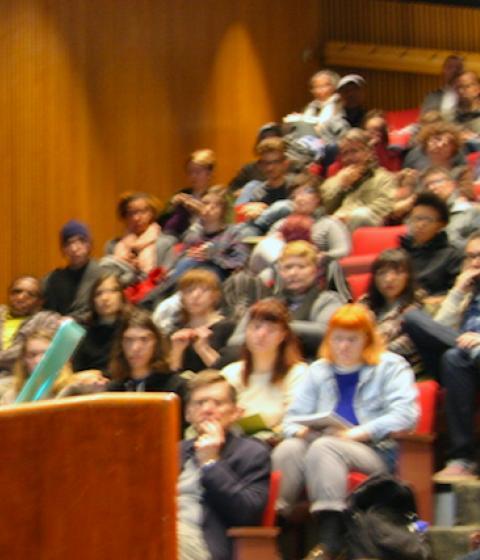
xmin=272 ymin=303 xmax=418 ymax=559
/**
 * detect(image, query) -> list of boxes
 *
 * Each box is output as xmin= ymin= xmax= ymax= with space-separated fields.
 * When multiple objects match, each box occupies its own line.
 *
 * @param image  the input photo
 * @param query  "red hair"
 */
xmin=319 ymin=304 xmax=384 ymax=365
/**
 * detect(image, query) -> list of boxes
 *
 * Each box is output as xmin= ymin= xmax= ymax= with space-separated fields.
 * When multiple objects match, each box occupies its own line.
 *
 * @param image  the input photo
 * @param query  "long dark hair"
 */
xmin=242 ymin=299 xmax=302 ymax=385
xmin=108 ymin=309 xmax=169 ymax=380
xmin=366 ymin=249 xmax=418 ymax=312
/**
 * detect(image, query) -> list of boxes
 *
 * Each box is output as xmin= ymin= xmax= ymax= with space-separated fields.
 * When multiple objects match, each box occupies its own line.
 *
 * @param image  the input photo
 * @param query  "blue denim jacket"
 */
xmin=283 ymin=351 xmax=419 ymax=442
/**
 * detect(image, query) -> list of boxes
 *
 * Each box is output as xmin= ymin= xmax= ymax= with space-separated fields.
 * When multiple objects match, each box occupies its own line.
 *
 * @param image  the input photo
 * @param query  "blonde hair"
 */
xmin=12 ymin=329 xmax=74 ymax=396
xmin=279 ymin=240 xmax=318 ymax=266
xmin=188 ymin=149 xmax=216 ymax=170
xmin=255 ymin=137 xmax=286 ymax=157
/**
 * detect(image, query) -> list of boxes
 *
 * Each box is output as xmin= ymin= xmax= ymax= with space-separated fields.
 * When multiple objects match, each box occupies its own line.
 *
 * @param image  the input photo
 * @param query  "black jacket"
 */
xmin=180 ymin=433 xmax=270 ymax=560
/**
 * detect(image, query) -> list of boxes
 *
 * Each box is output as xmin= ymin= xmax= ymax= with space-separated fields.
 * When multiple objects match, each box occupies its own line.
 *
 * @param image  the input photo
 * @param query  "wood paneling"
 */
xmin=0 ymin=0 xmax=322 ymax=297
xmin=322 ymin=0 xmax=480 ymax=113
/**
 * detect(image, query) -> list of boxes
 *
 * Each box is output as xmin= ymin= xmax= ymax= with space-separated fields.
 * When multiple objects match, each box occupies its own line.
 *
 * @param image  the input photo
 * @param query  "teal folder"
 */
xmin=15 ymin=319 xmax=86 ymax=404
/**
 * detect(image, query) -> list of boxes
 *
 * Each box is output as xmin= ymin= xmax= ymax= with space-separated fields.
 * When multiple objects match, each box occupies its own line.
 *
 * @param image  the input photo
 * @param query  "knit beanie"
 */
xmin=60 ymin=220 xmax=91 ymax=245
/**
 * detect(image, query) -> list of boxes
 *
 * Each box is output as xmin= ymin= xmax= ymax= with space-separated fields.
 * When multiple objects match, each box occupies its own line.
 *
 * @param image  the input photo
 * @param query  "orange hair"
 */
xmin=319 ymin=304 xmax=384 ymax=365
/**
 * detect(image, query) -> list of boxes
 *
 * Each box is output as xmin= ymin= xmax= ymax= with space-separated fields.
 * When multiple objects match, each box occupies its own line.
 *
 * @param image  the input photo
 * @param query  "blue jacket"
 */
xmin=180 ymin=433 xmax=270 ymax=560
xmin=283 ymin=351 xmax=419 ymax=442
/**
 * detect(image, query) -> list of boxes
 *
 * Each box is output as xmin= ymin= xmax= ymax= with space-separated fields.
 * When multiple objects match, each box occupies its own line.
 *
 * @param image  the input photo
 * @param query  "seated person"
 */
xmin=168 ymin=270 xmax=234 ymax=374
xmin=358 ymin=249 xmax=424 ymax=374
xmin=403 ymin=231 xmax=480 ymax=480
xmin=172 ymin=187 xmax=249 ymax=282
xmin=403 ymin=121 xmax=465 ymax=172
xmin=272 ymin=304 xmax=418 ymax=559
xmin=421 ymin=166 xmax=480 ymax=248
xmin=0 ymin=275 xmax=60 ymax=374
xmin=284 ymin=70 xmax=347 ymax=143
xmin=249 ymin=174 xmax=351 ymax=273
xmin=321 ymin=129 xmax=395 ymax=230
xmin=421 ymin=54 xmax=464 ymax=120
xmin=337 ymin=73 xmax=367 ymax=129
xmin=383 ymin=168 xmax=419 ymax=226
xmin=455 ymin=70 xmax=480 ymax=139
xmin=235 ymin=138 xmax=291 ymax=218
xmin=229 ymin=241 xmax=344 ymax=360
xmin=101 ymin=192 xmax=175 ymax=284
xmin=43 ymin=220 xmax=101 ymax=319
xmin=0 ymin=328 xmax=74 ymax=404
xmin=363 ymin=109 xmax=403 ymax=172
xmin=107 ymin=309 xmax=186 ymax=401
xmin=222 ymin=299 xmax=307 ymax=440
xmin=178 ymin=370 xmax=270 ymax=560
xmin=228 ymin=122 xmax=283 ymax=193
xmin=72 ymin=272 xmax=129 ymax=374
xmin=400 ymin=192 xmax=463 ymax=298
xmin=158 ymin=149 xmax=216 ymax=239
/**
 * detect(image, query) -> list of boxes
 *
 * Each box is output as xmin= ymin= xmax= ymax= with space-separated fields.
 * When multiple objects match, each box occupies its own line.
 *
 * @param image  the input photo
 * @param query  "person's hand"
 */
xmin=192 ymin=325 xmax=212 ymax=350
xmin=194 ymin=420 xmax=225 ymax=465
xmin=457 ymin=331 xmax=480 ymax=350
xmin=171 ymin=193 xmax=190 ymax=206
xmin=171 ymin=328 xmax=196 ymax=350
xmin=182 ymin=196 xmax=204 ymax=214
xmin=187 ymin=244 xmax=208 ymax=261
xmin=242 ymin=202 xmax=268 ymax=220
xmin=454 ymin=267 xmax=480 ymax=293
xmin=295 ymin=426 xmax=310 ymax=439
xmin=337 ymin=165 xmax=365 ymax=190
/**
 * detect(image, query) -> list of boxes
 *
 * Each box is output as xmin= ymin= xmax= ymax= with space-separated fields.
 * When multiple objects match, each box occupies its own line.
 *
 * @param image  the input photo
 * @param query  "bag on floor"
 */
xmin=345 ymin=474 xmax=431 ymax=560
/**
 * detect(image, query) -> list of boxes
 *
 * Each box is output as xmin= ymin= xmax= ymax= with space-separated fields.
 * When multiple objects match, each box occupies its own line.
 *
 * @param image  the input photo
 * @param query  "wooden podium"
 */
xmin=0 ymin=393 xmax=179 ymax=559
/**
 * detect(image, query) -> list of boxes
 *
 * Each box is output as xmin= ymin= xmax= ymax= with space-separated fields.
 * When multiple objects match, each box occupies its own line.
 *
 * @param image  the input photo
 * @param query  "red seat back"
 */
xmin=348 ymin=273 xmax=372 ymax=301
xmin=262 ymin=470 xmax=282 ymax=527
xmin=351 ymin=225 xmax=407 ymax=256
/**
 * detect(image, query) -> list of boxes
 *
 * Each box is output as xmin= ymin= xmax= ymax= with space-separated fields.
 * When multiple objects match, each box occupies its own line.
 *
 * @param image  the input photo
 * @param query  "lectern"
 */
xmin=0 ymin=393 xmax=179 ymax=559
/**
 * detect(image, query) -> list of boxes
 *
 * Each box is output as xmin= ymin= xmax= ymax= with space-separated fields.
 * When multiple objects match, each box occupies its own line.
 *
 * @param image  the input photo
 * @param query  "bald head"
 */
xmin=8 ymin=276 xmax=42 ymax=317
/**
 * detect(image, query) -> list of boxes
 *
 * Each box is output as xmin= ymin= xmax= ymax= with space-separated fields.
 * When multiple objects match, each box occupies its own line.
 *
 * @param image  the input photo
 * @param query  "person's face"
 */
xmin=311 ymin=75 xmax=336 ymax=102
xmin=425 ymin=133 xmax=456 ymax=162
xmin=291 ymin=185 xmax=320 ymax=215
xmin=124 ymin=198 xmax=154 ymax=236
xmin=94 ymin=276 xmax=123 ymax=319
xmin=375 ymin=266 xmax=409 ymax=303
xmin=278 ymin=255 xmax=317 ymax=293
xmin=409 ymin=205 xmax=445 ymax=245
xmin=338 ymin=83 xmax=365 ymax=108
xmin=24 ymin=337 xmax=50 ymax=375
xmin=122 ymin=326 xmax=157 ymax=373
xmin=245 ymin=318 xmax=286 ymax=355
xmin=443 ymin=57 xmax=464 ymax=86
xmin=339 ymin=141 xmax=371 ymax=167
xmin=423 ymin=172 xmax=455 ymax=201
xmin=456 ymin=72 xmax=480 ymax=103
xmin=258 ymin=150 xmax=288 ymax=183
xmin=329 ymin=328 xmax=367 ymax=368
xmin=8 ymin=278 xmax=42 ymax=317
xmin=62 ymin=235 xmax=91 ymax=269
xmin=464 ymin=239 xmax=480 ymax=271
xmin=200 ymin=194 xmax=224 ymax=225
xmin=182 ymin=284 xmax=218 ymax=317
xmin=187 ymin=162 xmax=211 ymax=192
xmin=364 ymin=116 xmax=387 ymax=145
xmin=186 ymin=381 xmax=240 ymax=433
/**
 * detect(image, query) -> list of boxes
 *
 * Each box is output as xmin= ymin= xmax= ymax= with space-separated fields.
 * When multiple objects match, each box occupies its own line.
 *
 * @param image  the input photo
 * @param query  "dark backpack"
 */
xmin=345 ymin=474 xmax=431 ymax=560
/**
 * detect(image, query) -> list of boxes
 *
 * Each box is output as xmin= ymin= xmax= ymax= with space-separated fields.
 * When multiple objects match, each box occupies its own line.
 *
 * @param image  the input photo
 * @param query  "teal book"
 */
xmin=15 ymin=320 xmax=86 ymax=404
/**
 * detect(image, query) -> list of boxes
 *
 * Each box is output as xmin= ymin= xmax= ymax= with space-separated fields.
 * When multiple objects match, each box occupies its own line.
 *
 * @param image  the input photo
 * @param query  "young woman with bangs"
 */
xmin=273 ymin=304 xmax=418 ymax=560
xmin=221 ymin=299 xmax=307 ymax=438
xmin=358 ymin=248 xmax=424 ymax=374
xmin=168 ymin=269 xmax=235 ymax=374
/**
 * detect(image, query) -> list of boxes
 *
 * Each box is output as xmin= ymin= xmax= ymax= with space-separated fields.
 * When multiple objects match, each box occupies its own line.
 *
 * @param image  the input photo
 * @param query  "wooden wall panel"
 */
xmin=322 ymin=0 xmax=480 ymax=114
xmin=0 ymin=0 xmax=322 ymax=298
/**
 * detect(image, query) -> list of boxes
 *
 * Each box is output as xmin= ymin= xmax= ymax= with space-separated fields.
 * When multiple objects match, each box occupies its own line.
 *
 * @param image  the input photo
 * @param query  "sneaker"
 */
xmin=432 ymin=461 xmax=477 ymax=484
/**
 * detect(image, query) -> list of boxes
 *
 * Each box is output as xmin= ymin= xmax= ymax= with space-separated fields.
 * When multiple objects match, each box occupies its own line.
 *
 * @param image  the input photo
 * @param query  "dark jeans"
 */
xmin=402 ymin=309 xmax=458 ymax=379
xmin=441 ymin=347 xmax=480 ymax=462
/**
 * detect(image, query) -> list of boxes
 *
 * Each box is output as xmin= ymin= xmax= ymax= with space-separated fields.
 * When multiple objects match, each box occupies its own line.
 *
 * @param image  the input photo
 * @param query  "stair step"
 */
xmin=428 ymin=525 xmax=480 ymax=560
xmin=456 ymin=481 xmax=480 ymax=526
